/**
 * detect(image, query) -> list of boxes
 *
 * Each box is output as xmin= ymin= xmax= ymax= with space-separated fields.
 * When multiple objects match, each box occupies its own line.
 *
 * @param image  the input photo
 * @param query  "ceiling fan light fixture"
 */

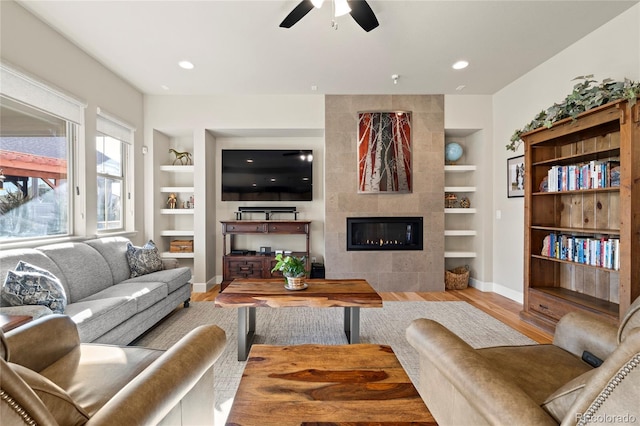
xmin=311 ymin=0 xmax=325 ymax=8
xmin=334 ymin=0 xmax=351 ymax=17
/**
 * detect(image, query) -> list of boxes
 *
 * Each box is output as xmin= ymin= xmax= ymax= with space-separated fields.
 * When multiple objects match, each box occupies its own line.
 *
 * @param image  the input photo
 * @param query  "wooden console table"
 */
xmin=221 ymin=220 xmax=311 ymax=286
xmin=226 ymin=343 xmax=436 ymax=425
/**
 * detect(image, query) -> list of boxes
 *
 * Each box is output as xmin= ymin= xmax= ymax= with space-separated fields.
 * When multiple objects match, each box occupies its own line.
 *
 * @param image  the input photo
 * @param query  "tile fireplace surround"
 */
xmin=324 ymin=95 xmax=445 ymax=292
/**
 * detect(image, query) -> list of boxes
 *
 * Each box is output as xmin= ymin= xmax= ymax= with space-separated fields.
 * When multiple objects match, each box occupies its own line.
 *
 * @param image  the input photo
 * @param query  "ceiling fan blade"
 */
xmin=347 ymin=0 xmax=379 ymax=32
xmin=280 ymin=0 xmax=315 ymax=28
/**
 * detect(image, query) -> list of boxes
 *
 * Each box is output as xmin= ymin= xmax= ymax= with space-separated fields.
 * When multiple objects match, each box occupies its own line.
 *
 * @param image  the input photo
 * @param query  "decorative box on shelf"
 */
xmin=170 ymin=240 xmax=194 ymax=253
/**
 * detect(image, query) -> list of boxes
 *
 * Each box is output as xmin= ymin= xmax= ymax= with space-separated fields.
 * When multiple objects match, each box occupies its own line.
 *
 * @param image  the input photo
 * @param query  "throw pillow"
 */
xmin=9 ymin=362 xmax=90 ymax=426
xmin=2 ymin=265 xmax=67 ymax=314
xmin=126 ymin=240 xmax=163 ymax=278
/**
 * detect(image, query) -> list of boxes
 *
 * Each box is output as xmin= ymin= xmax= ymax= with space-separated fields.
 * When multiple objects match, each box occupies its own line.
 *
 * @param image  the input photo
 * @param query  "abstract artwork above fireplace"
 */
xmin=357 ymin=111 xmax=412 ymax=193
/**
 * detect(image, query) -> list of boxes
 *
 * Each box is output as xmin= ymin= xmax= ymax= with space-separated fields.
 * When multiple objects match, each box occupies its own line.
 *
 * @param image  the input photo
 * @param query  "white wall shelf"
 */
xmin=160 ymin=208 xmax=194 ymax=215
xmin=160 ymin=186 xmax=194 ymax=193
xmin=161 ymin=251 xmax=194 ymax=259
xmin=444 ymin=230 xmax=477 ymax=236
xmin=160 ymin=230 xmax=195 ymax=237
xmin=444 ymin=208 xmax=477 ymax=214
xmin=444 ymin=165 xmax=476 ymax=172
xmin=444 ymin=186 xmax=476 ymax=192
xmin=159 ymin=165 xmax=194 ymax=173
xmin=445 ymin=251 xmax=477 ymax=258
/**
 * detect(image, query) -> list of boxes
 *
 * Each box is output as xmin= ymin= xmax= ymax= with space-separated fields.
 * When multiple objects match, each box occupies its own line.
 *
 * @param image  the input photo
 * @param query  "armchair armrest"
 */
xmin=553 ymin=311 xmax=618 ymax=361
xmin=407 ymin=319 xmax=556 ymax=426
xmin=6 ymin=314 xmax=79 ymax=372
xmin=86 ymin=324 xmax=226 ymax=426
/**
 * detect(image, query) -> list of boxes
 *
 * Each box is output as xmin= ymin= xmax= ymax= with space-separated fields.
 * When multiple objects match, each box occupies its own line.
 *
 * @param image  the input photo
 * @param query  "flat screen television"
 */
xmin=221 ymin=149 xmax=313 ymax=201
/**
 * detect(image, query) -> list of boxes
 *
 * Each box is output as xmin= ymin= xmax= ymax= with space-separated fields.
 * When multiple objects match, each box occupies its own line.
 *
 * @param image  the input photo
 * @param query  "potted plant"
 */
xmin=271 ymin=253 xmax=307 ymax=290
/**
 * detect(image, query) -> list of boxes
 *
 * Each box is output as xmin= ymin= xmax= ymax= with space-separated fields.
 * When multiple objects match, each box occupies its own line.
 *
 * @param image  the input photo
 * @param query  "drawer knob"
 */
xmin=539 ymin=304 xmax=549 ymax=310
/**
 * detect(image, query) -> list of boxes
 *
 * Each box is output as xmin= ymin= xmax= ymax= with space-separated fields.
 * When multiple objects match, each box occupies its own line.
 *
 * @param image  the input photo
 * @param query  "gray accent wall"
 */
xmin=324 ymin=95 xmax=445 ymax=292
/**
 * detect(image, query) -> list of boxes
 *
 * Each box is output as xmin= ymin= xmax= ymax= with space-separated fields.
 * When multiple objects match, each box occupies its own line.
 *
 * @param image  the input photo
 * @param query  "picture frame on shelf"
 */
xmin=357 ymin=111 xmax=412 ymax=194
xmin=507 ymin=155 xmax=525 ymax=198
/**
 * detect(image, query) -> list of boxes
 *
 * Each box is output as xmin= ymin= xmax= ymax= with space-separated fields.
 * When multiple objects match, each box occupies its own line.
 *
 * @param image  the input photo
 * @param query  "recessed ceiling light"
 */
xmin=456 ymin=85 xmax=466 ymax=91
xmin=178 ymin=60 xmax=194 ymax=70
xmin=452 ymin=60 xmax=469 ymax=70
xmin=161 ymin=85 xmax=170 ymax=91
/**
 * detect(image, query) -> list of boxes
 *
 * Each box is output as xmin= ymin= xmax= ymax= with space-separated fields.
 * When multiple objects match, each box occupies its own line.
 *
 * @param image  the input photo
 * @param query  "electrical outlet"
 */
xmin=311 ymin=256 xmax=317 ymax=263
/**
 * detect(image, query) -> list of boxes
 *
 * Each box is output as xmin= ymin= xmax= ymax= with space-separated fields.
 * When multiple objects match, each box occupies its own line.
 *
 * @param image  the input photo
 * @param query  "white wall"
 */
xmin=491 ymin=4 xmax=640 ymax=302
xmin=0 ymin=0 xmax=145 ymax=242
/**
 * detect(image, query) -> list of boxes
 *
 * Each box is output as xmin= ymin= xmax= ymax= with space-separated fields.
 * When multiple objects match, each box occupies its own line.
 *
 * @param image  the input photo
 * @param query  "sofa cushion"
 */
xmin=618 ymin=295 xmax=640 ymax=343
xmin=122 ymin=267 xmax=191 ymax=294
xmin=65 ymin=297 xmax=137 ymax=343
xmin=80 ymin=281 xmax=168 ymax=312
xmin=0 ymin=305 xmax=53 ymax=320
xmin=542 ymin=368 xmax=597 ymax=422
xmin=126 ymin=240 xmax=163 ymax=278
xmin=9 ymin=362 xmax=89 ymax=426
xmin=84 ymin=237 xmax=132 ymax=285
xmin=0 ymin=249 xmax=68 ymax=306
xmin=39 ymin=242 xmax=113 ymax=303
xmin=2 ymin=268 xmax=67 ymax=314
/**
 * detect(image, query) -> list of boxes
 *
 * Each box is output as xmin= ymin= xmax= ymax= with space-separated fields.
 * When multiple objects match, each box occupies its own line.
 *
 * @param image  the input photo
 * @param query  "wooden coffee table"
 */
xmin=226 ymin=343 xmax=437 ymax=425
xmin=215 ymin=278 xmax=383 ymax=360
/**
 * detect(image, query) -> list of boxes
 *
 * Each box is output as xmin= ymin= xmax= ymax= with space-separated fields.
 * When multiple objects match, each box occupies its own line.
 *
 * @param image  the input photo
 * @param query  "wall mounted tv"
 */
xmin=221 ymin=149 xmax=313 ymax=201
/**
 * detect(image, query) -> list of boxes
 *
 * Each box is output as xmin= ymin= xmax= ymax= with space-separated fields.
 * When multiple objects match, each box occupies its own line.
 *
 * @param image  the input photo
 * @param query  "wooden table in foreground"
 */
xmin=226 ymin=343 xmax=436 ymax=425
xmin=0 ymin=314 xmax=32 ymax=332
xmin=215 ymin=278 xmax=383 ymax=361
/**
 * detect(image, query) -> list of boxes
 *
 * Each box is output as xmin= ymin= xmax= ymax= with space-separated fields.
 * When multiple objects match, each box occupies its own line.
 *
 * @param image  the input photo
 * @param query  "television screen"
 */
xmin=221 ymin=149 xmax=313 ymax=201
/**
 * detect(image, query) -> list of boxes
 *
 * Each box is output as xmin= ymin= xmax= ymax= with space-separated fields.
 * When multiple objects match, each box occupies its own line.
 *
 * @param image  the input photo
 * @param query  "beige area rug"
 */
xmin=134 ymin=301 xmax=536 ymax=424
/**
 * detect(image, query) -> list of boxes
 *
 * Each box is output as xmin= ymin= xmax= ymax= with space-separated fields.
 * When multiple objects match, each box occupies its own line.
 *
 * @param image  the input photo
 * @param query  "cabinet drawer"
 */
xmin=528 ymin=290 xmax=573 ymax=321
xmin=227 ymin=260 xmax=263 ymax=279
xmin=224 ymin=223 xmax=266 ymax=233
xmin=267 ymin=222 xmax=307 ymax=234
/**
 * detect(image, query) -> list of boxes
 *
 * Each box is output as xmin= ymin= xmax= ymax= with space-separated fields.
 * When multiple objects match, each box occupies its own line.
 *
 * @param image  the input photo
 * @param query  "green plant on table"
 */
xmin=271 ymin=253 xmax=307 ymax=278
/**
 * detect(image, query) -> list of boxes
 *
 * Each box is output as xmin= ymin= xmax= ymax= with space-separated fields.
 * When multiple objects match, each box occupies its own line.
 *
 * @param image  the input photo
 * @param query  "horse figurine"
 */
xmin=169 ymin=148 xmax=193 ymax=165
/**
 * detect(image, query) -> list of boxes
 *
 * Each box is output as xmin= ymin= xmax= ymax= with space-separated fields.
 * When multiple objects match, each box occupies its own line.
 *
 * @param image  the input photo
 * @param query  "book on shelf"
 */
xmin=540 ymin=233 xmax=620 ymax=270
xmin=545 ymin=160 xmax=620 ymax=192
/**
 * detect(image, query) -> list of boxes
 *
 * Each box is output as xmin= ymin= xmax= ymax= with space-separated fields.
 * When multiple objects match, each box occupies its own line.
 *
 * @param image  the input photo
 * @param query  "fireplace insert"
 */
xmin=347 ymin=217 xmax=423 ymax=251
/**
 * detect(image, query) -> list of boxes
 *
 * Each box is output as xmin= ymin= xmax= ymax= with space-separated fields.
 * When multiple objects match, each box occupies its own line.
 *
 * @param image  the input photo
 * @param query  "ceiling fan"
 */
xmin=280 ymin=0 xmax=379 ymax=32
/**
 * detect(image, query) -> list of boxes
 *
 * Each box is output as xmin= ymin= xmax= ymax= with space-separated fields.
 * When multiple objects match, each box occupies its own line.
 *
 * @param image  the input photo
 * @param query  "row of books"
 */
xmin=545 ymin=160 xmax=620 ymax=192
xmin=541 ymin=233 xmax=620 ymax=270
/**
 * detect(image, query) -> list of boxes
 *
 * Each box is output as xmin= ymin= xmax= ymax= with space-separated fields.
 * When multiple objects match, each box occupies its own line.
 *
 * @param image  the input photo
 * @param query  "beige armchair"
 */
xmin=406 ymin=296 xmax=640 ymax=426
xmin=1 ymin=314 xmax=226 ymax=425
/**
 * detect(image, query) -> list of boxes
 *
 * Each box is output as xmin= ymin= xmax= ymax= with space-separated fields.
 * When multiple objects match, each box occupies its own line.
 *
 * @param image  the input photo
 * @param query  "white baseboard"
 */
xmin=192 ymin=276 xmax=218 ymax=293
xmin=469 ymin=277 xmax=523 ymax=304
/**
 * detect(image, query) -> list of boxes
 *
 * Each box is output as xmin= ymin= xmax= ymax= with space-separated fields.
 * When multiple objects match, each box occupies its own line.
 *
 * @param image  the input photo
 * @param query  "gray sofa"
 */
xmin=0 ymin=236 xmax=191 ymax=345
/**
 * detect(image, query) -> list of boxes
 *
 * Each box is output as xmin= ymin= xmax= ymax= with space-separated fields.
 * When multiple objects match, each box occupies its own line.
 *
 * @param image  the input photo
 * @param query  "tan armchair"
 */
xmin=406 ymin=296 xmax=640 ymax=426
xmin=1 ymin=314 xmax=226 ymax=425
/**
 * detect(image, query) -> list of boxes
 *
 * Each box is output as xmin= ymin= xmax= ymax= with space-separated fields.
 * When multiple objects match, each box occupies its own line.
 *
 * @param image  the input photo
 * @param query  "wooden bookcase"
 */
xmin=521 ymin=100 xmax=640 ymax=332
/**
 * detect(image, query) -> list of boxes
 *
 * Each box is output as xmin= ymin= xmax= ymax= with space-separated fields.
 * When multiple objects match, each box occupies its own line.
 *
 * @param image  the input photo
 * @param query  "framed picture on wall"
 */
xmin=507 ymin=155 xmax=525 ymax=198
xmin=357 ymin=111 xmax=412 ymax=193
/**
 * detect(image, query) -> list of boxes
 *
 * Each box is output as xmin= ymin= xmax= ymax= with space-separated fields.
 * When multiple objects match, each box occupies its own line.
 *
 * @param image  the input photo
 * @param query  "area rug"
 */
xmin=134 ymin=301 xmax=536 ymax=424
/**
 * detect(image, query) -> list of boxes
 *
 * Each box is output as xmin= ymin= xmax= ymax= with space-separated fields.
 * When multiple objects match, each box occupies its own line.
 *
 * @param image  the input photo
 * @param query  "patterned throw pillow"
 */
xmin=126 ymin=240 xmax=163 ymax=278
xmin=2 ymin=263 xmax=67 ymax=314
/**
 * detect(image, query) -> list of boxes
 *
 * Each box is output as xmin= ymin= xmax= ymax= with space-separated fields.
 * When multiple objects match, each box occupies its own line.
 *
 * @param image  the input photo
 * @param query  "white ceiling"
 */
xmin=18 ymin=0 xmax=638 ymax=96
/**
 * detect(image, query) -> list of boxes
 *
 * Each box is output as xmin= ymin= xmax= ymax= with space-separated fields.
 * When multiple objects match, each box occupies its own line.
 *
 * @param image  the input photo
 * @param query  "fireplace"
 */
xmin=347 ymin=217 xmax=423 ymax=251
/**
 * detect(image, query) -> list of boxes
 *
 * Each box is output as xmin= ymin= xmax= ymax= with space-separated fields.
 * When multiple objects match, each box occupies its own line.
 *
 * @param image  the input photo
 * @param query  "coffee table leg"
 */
xmin=238 ymin=307 xmax=256 ymax=361
xmin=344 ymin=307 xmax=360 ymax=343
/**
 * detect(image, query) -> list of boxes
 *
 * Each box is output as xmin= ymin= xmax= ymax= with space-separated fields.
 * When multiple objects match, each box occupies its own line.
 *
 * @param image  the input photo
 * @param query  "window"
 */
xmin=96 ymin=108 xmax=134 ymax=233
xmin=96 ymin=134 xmax=124 ymax=231
xmin=0 ymin=62 xmax=85 ymax=243
xmin=0 ymin=97 xmax=76 ymax=241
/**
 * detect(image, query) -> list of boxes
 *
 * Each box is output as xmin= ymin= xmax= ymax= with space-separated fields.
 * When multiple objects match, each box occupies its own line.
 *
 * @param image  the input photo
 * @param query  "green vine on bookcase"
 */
xmin=507 ymin=75 xmax=640 ymax=152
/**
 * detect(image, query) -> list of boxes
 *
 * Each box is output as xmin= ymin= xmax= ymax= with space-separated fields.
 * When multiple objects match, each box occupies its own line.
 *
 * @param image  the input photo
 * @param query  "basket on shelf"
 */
xmin=445 ymin=265 xmax=470 ymax=290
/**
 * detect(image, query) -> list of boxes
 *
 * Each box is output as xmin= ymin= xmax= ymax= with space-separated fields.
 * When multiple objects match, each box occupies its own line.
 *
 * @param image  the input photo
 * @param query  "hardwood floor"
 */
xmin=193 ymin=285 xmax=553 ymax=344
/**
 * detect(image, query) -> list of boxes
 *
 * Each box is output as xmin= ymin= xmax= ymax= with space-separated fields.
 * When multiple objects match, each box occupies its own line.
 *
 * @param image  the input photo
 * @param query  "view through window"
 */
xmin=96 ymin=134 xmax=124 ymax=231
xmin=0 ymin=97 xmax=73 ymax=241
